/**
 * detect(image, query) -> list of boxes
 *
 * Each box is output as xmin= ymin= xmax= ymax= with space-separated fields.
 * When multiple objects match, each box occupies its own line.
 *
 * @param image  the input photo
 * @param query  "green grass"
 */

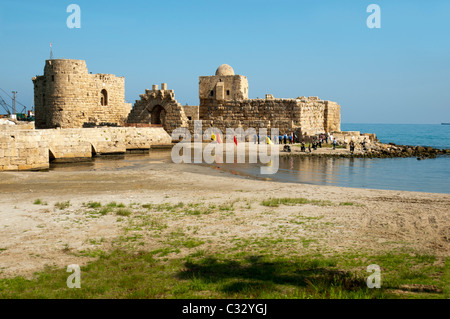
xmin=107 ymin=202 xmax=125 ymax=208
xmin=116 ymin=208 xmax=132 ymax=217
xmin=339 ymin=202 xmax=364 ymax=207
xmin=0 ymin=251 xmax=378 ymax=299
xmin=0 ymin=246 xmax=447 ymax=299
xmin=33 ymin=199 xmax=48 ymax=205
xmin=54 ymin=201 xmax=71 ymax=210
xmin=98 ymin=207 xmax=114 ymax=215
xmin=261 ymin=198 xmax=333 ymax=207
xmin=3 ymin=249 xmax=444 ymax=299
xmin=85 ymin=201 xmax=102 ymax=209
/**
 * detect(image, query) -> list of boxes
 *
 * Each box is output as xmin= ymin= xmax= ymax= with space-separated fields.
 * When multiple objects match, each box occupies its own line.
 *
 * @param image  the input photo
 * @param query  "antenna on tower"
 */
xmin=49 ymin=42 xmax=53 ymax=59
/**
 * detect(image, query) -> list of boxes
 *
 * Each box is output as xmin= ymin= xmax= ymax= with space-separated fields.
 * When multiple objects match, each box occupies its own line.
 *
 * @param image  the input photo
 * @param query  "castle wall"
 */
xmin=196 ymin=66 xmax=341 ymax=137
xmin=32 ymin=59 xmax=131 ymax=129
xmin=199 ymin=97 xmax=340 ymax=136
xmin=0 ymin=127 xmax=171 ymax=171
xmin=181 ymin=105 xmax=199 ymax=121
xmin=324 ymin=101 xmax=341 ymax=132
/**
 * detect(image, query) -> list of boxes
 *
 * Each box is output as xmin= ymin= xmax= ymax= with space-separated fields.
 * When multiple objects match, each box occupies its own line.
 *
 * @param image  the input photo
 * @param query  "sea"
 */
xmin=341 ymin=123 xmax=450 ymax=150
xmin=200 ymin=124 xmax=450 ymax=194
xmin=50 ymin=124 xmax=450 ymax=194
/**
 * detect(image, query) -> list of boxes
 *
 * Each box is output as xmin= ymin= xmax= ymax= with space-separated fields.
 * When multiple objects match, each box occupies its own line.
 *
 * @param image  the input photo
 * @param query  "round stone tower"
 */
xmin=33 ymin=59 xmax=88 ymax=128
xmin=32 ymin=59 xmax=130 ymax=129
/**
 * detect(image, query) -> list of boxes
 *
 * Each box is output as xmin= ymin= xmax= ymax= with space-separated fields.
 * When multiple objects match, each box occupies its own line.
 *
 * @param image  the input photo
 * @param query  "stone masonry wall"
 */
xmin=199 ymin=96 xmax=340 ymax=136
xmin=324 ymin=101 xmax=341 ymax=133
xmin=0 ymin=127 xmax=171 ymax=171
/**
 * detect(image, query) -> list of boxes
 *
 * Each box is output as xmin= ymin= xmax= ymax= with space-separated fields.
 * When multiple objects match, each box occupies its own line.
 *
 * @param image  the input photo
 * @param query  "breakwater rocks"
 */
xmin=282 ymin=142 xmax=450 ymax=159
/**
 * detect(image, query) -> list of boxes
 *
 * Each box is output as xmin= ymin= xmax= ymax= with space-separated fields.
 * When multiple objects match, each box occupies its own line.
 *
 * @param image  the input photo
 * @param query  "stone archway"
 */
xmin=127 ymin=88 xmax=189 ymax=134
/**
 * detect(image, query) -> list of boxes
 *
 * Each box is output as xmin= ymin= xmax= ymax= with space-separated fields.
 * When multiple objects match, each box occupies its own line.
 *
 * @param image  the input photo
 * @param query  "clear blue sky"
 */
xmin=0 ymin=0 xmax=449 ymax=124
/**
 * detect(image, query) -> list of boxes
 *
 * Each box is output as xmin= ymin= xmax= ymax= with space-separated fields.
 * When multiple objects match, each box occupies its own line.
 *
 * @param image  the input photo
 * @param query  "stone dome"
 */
xmin=215 ymin=64 xmax=235 ymax=76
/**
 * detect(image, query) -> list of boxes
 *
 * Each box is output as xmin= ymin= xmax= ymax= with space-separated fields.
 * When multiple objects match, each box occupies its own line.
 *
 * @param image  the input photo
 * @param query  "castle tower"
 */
xmin=32 ymin=59 xmax=131 ymax=129
xmin=199 ymin=64 xmax=248 ymax=101
xmin=199 ymin=64 xmax=248 ymax=119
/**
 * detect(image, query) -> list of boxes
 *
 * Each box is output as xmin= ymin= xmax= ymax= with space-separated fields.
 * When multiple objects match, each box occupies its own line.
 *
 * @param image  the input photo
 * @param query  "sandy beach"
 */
xmin=0 ymin=153 xmax=448 ymax=280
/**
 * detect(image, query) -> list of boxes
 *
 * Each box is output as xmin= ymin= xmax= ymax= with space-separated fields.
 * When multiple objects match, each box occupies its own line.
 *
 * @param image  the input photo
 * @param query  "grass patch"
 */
xmin=107 ymin=202 xmax=125 ymax=208
xmin=261 ymin=198 xmax=333 ymax=207
xmin=54 ymin=201 xmax=70 ymax=210
xmin=116 ymin=208 xmax=132 ymax=217
xmin=339 ymin=202 xmax=364 ymax=207
xmin=33 ymin=199 xmax=47 ymax=205
xmin=0 ymin=249 xmax=446 ymax=299
xmin=98 ymin=207 xmax=114 ymax=215
xmin=85 ymin=201 xmax=102 ymax=209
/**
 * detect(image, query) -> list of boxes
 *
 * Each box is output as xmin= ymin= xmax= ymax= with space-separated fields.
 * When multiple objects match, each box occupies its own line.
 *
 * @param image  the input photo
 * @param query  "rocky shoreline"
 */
xmin=281 ymin=142 xmax=450 ymax=159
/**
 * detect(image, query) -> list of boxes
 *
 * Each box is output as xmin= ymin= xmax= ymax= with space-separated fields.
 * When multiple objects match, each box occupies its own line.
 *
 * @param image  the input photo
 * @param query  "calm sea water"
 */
xmin=204 ymin=124 xmax=450 ymax=194
xmin=207 ymin=156 xmax=450 ymax=194
xmin=341 ymin=123 xmax=450 ymax=149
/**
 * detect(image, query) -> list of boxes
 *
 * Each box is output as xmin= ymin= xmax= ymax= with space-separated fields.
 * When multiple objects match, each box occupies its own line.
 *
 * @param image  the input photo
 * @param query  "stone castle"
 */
xmin=33 ymin=60 xmax=341 ymax=137
xmin=1 ymin=59 xmax=345 ymax=172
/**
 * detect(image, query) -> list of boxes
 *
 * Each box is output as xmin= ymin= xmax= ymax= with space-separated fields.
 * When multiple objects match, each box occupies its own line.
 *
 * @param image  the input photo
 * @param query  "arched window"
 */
xmin=100 ymin=89 xmax=108 ymax=106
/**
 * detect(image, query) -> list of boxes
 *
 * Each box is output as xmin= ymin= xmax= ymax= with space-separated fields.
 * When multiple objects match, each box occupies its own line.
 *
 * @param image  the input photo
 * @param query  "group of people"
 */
xmin=299 ymin=139 xmax=336 ymax=152
xmin=253 ymin=133 xmax=298 ymax=145
xmin=277 ymin=133 xmax=297 ymax=145
xmin=252 ymin=132 xmax=339 ymax=151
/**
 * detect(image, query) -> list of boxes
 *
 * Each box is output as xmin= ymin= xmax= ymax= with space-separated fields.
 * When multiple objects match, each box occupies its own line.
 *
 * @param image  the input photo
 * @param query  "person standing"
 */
xmin=333 ymin=138 xmax=337 ymax=150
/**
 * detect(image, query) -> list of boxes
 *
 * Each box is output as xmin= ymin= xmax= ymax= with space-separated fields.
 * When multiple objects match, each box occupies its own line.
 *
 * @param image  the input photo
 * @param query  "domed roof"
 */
xmin=215 ymin=64 xmax=235 ymax=76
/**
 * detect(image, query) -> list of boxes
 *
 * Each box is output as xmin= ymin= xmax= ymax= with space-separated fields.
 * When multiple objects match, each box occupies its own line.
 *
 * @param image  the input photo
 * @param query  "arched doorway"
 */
xmin=151 ymin=105 xmax=165 ymax=125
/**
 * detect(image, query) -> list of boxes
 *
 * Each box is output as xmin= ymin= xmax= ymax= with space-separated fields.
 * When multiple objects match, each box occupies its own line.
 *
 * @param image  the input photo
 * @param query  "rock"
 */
xmin=416 ymin=146 xmax=425 ymax=152
xmin=0 ymin=119 xmax=16 ymax=126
